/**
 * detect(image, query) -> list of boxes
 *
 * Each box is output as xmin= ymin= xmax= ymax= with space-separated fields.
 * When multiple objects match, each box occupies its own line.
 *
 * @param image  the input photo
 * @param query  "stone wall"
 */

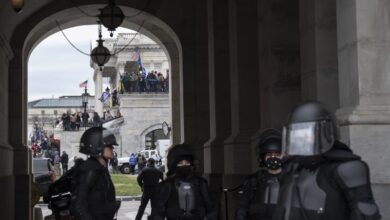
xmin=119 ymin=93 xmax=171 ymax=156
xmin=53 ymin=130 xmax=87 ymax=163
xmin=51 ymin=94 xmax=171 ymax=160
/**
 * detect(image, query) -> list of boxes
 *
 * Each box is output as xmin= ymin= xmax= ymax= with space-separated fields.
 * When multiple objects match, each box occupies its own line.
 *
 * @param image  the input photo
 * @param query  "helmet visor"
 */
xmin=283 ymin=122 xmax=319 ymax=156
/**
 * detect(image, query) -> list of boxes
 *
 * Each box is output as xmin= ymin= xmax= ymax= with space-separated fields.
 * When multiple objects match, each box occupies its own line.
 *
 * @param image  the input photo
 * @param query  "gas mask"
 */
xmin=264 ymin=156 xmax=282 ymax=170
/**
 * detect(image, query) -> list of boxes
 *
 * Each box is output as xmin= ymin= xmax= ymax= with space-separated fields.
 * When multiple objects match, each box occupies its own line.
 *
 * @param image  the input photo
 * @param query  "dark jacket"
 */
xmin=137 ymin=166 xmax=164 ymax=189
xmin=235 ymin=170 xmax=281 ymax=220
xmin=129 ymin=155 xmax=137 ymax=166
xmin=71 ymin=157 xmax=119 ymax=220
xmin=60 ymin=153 xmax=69 ymax=164
xmin=151 ymin=175 xmax=217 ymax=220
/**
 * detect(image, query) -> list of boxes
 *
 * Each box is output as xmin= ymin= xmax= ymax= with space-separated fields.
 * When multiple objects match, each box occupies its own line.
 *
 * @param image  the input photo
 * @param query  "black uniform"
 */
xmin=136 ymin=166 xmax=164 ymax=220
xmin=235 ymin=170 xmax=280 ymax=220
xmin=273 ymin=141 xmax=381 ymax=220
xmin=71 ymin=157 xmax=119 ymax=220
xmin=60 ymin=152 xmax=69 ymax=173
xmin=151 ymin=175 xmax=217 ymax=220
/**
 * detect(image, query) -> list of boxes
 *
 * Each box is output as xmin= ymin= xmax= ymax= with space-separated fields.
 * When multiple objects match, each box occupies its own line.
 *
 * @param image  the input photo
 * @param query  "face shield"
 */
xmin=282 ymin=121 xmax=335 ymax=156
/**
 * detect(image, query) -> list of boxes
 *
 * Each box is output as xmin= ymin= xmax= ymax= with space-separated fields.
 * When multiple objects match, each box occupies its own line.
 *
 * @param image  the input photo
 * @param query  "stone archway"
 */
xmin=139 ymin=123 xmax=164 ymax=149
xmin=23 ymin=5 xmax=183 ymax=146
xmin=7 ymin=3 xmax=184 ymax=219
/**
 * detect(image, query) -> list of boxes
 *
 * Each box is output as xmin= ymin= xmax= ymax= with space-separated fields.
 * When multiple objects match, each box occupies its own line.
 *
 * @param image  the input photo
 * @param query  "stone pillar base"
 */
xmin=372 ymin=184 xmax=390 ymax=220
xmin=224 ymin=132 xmax=256 ymax=175
xmin=222 ymin=174 xmax=248 ymax=220
xmin=337 ymin=105 xmax=390 ymax=219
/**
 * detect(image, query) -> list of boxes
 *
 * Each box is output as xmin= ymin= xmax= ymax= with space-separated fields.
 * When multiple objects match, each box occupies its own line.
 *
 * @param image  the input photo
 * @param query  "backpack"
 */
xmin=43 ymin=158 xmax=85 ymax=218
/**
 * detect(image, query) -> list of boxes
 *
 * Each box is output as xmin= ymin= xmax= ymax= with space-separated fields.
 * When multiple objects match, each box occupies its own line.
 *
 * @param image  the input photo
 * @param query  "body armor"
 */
xmin=235 ymin=171 xmax=281 ymax=220
xmin=273 ymin=142 xmax=381 ymax=220
xmin=177 ymin=181 xmax=196 ymax=216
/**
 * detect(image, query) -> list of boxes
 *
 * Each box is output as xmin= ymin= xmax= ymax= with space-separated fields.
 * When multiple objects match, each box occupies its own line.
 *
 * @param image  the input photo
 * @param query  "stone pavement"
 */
xmin=37 ymin=199 xmax=151 ymax=220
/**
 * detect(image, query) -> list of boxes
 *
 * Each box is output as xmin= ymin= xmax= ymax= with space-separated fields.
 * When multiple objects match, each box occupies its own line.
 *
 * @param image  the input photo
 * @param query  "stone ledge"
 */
xmin=336 ymin=105 xmax=390 ymax=125
xmin=119 ymin=93 xmax=169 ymax=98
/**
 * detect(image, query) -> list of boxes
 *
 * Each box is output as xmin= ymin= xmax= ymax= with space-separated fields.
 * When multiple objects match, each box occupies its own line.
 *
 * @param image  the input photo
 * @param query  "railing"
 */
xmin=119 ymin=33 xmax=139 ymax=40
xmin=120 ymin=79 xmax=169 ymax=94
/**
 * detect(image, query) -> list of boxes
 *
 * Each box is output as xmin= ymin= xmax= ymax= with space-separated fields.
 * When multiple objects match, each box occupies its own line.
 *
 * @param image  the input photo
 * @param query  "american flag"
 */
xmin=79 ymin=80 xmax=88 ymax=88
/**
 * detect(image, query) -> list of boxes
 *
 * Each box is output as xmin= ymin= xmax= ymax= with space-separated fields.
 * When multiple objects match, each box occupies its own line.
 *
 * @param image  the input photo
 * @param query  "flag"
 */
xmin=132 ymin=47 xmax=144 ymax=72
xmin=131 ymin=47 xmax=140 ymax=61
xmin=99 ymin=91 xmax=111 ymax=103
xmin=79 ymin=80 xmax=88 ymax=88
xmin=137 ymin=54 xmax=143 ymax=68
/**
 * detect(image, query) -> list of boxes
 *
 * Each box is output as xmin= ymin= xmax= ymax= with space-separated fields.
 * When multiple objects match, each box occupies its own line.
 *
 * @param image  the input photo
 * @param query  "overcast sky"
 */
xmin=28 ymin=25 xmax=134 ymax=102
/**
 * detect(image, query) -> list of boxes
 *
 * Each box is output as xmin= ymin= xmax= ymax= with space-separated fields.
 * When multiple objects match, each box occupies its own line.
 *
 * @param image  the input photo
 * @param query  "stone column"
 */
xmin=204 ymin=0 xmax=231 ymax=216
xmin=0 ymin=32 xmax=20 ymax=220
xmin=299 ymin=0 xmax=339 ymax=111
xmin=336 ymin=0 xmax=390 ymax=218
xmin=223 ymin=2 xmax=260 ymax=218
xmin=258 ymin=0 xmax=302 ymax=130
xmin=94 ymin=68 xmax=103 ymax=117
xmin=224 ymin=0 xmax=260 ymax=176
xmin=8 ymin=40 xmax=31 ymax=220
xmin=180 ymin=0 xmax=210 ymax=175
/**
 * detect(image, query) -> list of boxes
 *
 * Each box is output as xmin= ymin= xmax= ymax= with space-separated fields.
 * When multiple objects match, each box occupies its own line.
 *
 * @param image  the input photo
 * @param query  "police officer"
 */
xmin=71 ymin=127 xmax=120 ymax=220
xmin=235 ymin=129 xmax=284 ymax=220
xmin=136 ymin=158 xmax=164 ymax=220
xmin=151 ymin=144 xmax=218 ymax=220
xmin=273 ymin=101 xmax=381 ymax=220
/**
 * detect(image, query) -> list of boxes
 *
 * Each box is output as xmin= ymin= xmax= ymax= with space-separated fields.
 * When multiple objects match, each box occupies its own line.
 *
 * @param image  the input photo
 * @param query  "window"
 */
xmin=153 ymin=63 xmax=162 ymax=71
xmin=145 ymin=129 xmax=169 ymax=150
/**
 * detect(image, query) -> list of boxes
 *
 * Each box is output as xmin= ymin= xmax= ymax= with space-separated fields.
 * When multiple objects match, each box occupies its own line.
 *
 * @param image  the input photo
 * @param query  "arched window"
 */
xmin=145 ymin=129 xmax=169 ymax=149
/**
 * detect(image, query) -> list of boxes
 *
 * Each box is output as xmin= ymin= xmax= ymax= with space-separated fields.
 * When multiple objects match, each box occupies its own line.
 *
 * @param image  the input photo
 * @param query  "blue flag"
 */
xmin=99 ymin=91 xmax=111 ymax=103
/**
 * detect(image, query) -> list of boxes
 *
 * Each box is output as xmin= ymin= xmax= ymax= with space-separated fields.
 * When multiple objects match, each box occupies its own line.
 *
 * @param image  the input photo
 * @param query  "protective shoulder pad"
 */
xmin=337 ymin=160 xmax=369 ymax=188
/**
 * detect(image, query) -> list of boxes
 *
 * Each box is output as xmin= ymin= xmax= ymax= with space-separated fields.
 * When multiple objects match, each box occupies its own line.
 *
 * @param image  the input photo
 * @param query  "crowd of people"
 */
xmin=59 ymin=110 xmax=122 ymax=131
xmin=31 ymin=134 xmax=60 ymax=158
xmin=60 ymin=112 xmax=83 ymax=131
xmin=128 ymin=152 xmax=161 ymax=174
xmin=120 ymin=70 xmax=169 ymax=94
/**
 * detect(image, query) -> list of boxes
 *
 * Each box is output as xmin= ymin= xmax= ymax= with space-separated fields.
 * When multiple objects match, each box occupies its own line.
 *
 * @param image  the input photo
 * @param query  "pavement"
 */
xmin=37 ymin=198 xmax=151 ymax=220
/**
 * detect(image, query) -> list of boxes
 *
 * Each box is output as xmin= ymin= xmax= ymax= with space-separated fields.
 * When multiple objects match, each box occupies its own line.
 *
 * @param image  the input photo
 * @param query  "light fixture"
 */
xmin=81 ymin=88 xmax=89 ymax=127
xmin=11 ymin=0 xmax=24 ymax=13
xmin=162 ymin=121 xmax=171 ymax=137
xmin=98 ymin=0 xmax=125 ymax=37
xmin=90 ymin=22 xmax=111 ymax=70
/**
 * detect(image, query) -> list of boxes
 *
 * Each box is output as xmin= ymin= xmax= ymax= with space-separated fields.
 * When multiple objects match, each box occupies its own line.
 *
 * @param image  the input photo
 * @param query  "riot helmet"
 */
xmin=255 ymin=129 xmax=282 ymax=169
xmin=282 ymin=101 xmax=339 ymax=156
xmin=79 ymin=127 xmax=118 ymax=156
